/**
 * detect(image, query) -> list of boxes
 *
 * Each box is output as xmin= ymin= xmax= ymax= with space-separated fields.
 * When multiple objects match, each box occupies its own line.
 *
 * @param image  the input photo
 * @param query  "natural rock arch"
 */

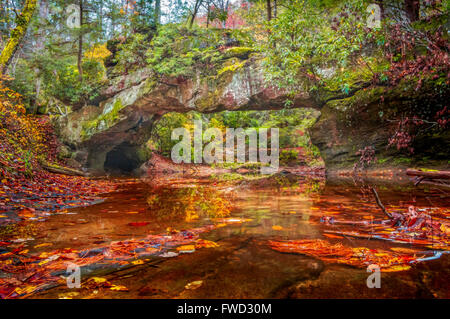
xmin=56 ymin=57 xmax=324 ymax=174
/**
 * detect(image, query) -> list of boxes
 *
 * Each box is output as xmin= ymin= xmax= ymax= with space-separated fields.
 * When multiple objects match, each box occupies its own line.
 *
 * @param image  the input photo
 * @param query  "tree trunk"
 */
xmin=77 ymin=0 xmax=83 ymax=82
xmin=34 ymin=68 xmax=41 ymax=113
xmin=266 ymin=0 xmax=272 ymax=21
xmin=274 ymin=0 xmax=277 ymax=18
xmin=0 ymin=0 xmax=38 ymax=75
xmin=404 ymin=0 xmax=420 ymax=22
xmin=98 ymin=2 xmax=103 ymax=39
xmin=223 ymin=0 xmax=230 ymax=28
xmin=34 ymin=0 xmax=48 ymax=112
xmin=206 ymin=3 xmax=210 ymax=28
xmin=154 ymin=0 xmax=161 ymax=25
xmin=189 ymin=0 xmax=202 ymax=28
xmin=378 ymin=0 xmax=384 ymax=19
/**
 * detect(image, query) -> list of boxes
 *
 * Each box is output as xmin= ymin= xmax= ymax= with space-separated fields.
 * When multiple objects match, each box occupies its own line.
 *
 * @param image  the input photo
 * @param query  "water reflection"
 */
xmin=146 ymin=186 xmax=232 ymax=222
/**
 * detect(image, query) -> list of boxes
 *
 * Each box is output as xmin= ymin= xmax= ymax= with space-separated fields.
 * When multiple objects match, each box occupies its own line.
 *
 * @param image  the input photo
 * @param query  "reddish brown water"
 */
xmin=7 ymin=172 xmax=449 ymax=299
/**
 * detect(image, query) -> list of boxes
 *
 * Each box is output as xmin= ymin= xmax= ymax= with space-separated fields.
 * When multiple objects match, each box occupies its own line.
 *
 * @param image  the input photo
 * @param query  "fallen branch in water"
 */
xmin=406 ymin=169 xmax=450 ymax=180
xmin=370 ymin=187 xmax=408 ymax=226
xmin=406 ymin=169 xmax=450 ymax=186
xmin=370 ymin=187 xmax=392 ymax=219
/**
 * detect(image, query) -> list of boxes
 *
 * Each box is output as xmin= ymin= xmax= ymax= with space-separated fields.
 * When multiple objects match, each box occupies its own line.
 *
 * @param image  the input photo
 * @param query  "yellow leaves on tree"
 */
xmin=83 ymin=43 xmax=112 ymax=63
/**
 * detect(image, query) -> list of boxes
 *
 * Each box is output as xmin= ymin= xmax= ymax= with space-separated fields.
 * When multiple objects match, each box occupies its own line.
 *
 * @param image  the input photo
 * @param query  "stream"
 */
xmin=4 ymin=171 xmax=449 ymax=299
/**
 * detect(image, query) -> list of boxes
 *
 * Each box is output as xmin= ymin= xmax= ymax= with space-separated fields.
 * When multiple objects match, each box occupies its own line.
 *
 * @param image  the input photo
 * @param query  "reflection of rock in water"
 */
xmin=146 ymin=186 xmax=232 ymax=222
xmin=236 ymin=171 xmax=325 ymax=193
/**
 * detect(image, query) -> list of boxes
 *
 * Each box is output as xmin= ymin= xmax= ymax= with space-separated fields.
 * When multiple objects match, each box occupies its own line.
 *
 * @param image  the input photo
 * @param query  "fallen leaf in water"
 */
xmin=126 ymin=211 xmax=139 ymax=214
xmin=34 ymin=243 xmax=53 ymax=249
xmin=288 ymin=211 xmax=297 ymax=214
xmin=214 ymin=217 xmax=252 ymax=224
xmin=38 ymin=254 xmax=59 ymax=265
xmin=128 ymin=222 xmax=150 ymax=227
xmin=166 ymin=227 xmax=178 ymax=234
xmin=58 ymin=292 xmax=80 ymax=299
xmin=324 ymin=211 xmax=341 ymax=215
xmin=323 ymin=233 xmax=344 ymax=239
xmin=185 ymin=280 xmax=203 ymax=290
xmin=17 ymin=208 xmax=35 ymax=218
xmin=390 ymin=247 xmax=420 ymax=254
xmin=177 ymin=245 xmax=195 ymax=253
xmin=85 ymin=277 xmax=112 ymax=289
xmin=382 ymin=265 xmax=412 ymax=272
xmin=89 ymin=277 xmax=108 ymax=284
xmin=1 ymin=259 xmax=13 ymax=265
xmin=195 ymin=239 xmax=219 ymax=249
xmin=110 ymin=285 xmax=129 ymax=291
xmin=130 ymin=259 xmax=144 ymax=265
xmin=160 ymin=252 xmax=178 ymax=258
xmin=440 ymin=224 xmax=450 ymax=235
xmin=14 ymin=285 xmax=36 ymax=296
xmin=272 ymin=225 xmax=283 ymax=231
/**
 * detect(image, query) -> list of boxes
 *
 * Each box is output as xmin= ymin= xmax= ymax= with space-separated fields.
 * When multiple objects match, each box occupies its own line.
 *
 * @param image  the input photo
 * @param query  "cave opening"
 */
xmin=104 ymin=142 xmax=141 ymax=174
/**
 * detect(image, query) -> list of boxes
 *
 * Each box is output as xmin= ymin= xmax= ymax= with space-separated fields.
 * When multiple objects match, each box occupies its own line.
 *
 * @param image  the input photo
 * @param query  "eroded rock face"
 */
xmin=56 ymin=55 xmax=321 ymax=173
xmin=310 ymin=82 xmax=450 ymax=171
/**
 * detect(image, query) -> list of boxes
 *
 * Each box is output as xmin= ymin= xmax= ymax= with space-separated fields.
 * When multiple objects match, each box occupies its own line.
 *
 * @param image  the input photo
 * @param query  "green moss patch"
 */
xmin=81 ymin=99 xmax=124 ymax=139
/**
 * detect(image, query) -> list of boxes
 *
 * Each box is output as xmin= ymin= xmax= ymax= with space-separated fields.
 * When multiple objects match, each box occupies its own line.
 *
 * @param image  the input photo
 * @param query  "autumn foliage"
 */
xmin=0 ymin=77 xmax=116 ymax=220
xmin=0 ymin=76 xmax=48 ymax=178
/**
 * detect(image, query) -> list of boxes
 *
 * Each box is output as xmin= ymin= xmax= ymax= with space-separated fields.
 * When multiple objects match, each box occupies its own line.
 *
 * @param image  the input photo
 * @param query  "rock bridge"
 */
xmin=56 ymin=56 xmax=326 ymax=174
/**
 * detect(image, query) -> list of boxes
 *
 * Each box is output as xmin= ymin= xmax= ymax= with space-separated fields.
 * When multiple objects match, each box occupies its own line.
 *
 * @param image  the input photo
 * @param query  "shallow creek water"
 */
xmin=16 ymin=172 xmax=450 ymax=299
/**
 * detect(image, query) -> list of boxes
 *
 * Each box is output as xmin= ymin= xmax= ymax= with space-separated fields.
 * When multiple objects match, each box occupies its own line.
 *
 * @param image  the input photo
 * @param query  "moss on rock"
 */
xmin=81 ymin=99 xmax=124 ymax=140
xmin=223 ymin=47 xmax=255 ymax=59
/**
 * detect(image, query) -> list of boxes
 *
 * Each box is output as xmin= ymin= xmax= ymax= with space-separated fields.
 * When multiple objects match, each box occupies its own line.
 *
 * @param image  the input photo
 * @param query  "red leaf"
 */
xmin=127 ymin=222 xmax=150 ymax=227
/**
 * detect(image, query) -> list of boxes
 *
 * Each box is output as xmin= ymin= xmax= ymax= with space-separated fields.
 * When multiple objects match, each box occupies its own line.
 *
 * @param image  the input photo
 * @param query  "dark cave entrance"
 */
xmin=104 ymin=142 xmax=142 ymax=174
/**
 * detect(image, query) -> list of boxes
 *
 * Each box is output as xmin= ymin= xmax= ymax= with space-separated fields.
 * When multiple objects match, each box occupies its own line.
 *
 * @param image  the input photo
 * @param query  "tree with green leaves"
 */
xmin=260 ymin=0 xmax=381 ymax=100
